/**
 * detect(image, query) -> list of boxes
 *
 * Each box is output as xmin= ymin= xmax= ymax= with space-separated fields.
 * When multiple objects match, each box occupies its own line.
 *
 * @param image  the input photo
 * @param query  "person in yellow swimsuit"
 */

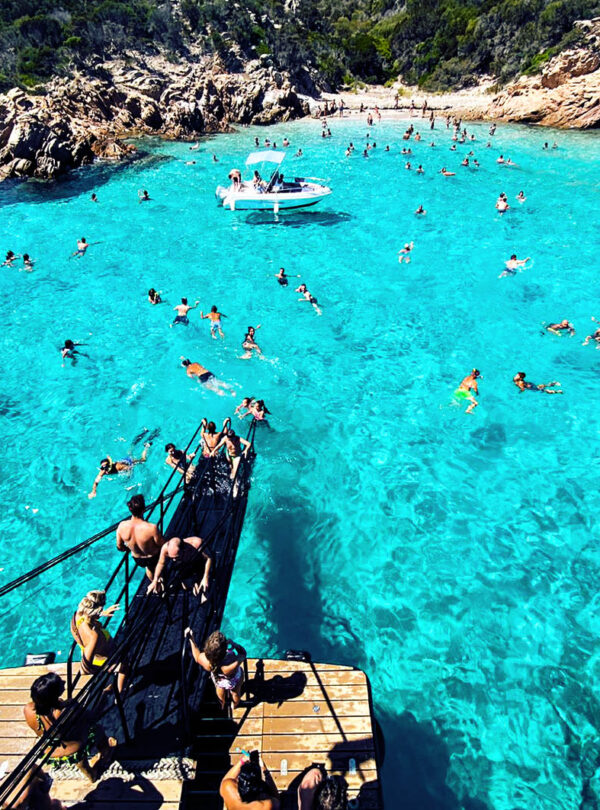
xmin=70 ymin=590 xmax=127 ymax=692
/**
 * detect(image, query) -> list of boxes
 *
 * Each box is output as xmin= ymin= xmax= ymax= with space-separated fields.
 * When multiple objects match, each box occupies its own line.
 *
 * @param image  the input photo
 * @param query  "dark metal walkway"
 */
xmin=0 ymin=420 xmax=257 ymax=809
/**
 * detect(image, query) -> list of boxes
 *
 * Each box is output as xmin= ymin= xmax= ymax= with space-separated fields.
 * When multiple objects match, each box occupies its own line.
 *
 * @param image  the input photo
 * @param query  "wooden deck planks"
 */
xmin=229 ymin=659 xmax=382 ymax=809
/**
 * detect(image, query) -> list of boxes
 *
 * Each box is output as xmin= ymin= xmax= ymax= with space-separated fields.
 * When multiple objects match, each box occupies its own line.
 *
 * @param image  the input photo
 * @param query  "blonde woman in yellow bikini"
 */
xmin=70 ymin=590 xmax=126 ymax=692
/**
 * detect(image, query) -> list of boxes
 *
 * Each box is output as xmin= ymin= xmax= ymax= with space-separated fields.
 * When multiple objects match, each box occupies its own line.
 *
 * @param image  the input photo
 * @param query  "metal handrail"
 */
xmin=0 ymin=418 xmax=259 ymax=807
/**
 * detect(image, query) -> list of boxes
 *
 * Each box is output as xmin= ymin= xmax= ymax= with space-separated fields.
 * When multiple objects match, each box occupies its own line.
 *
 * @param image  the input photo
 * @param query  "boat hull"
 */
xmin=216 ymin=186 xmax=331 ymax=212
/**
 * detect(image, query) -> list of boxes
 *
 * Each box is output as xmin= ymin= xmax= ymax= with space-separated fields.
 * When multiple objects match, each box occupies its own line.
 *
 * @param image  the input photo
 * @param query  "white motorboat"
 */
xmin=215 ymin=150 xmax=331 ymax=212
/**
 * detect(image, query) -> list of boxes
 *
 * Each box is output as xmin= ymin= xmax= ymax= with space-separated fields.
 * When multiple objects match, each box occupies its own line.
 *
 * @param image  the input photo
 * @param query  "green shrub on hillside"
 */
xmin=0 ymin=0 xmax=598 ymax=91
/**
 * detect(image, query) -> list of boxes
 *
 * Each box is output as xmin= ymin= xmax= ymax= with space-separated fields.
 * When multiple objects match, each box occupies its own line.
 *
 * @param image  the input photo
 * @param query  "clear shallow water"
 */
xmin=2 ymin=116 xmax=600 ymax=809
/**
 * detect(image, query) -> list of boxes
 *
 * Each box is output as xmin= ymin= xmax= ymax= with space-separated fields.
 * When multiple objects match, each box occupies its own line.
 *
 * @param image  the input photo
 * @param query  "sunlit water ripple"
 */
xmin=1 ymin=116 xmax=600 ymax=809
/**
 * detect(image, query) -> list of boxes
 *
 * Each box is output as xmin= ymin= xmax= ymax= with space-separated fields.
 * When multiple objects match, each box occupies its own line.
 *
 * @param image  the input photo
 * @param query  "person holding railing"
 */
xmin=185 ymin=629 xmax=246 ymax=711
xmin=200 ymin=417 xmax=229 ymax=457
xmin=212 ymin=428 xmax=251 ymax=481
xmin=70 ymin=590 xmax=127 ymax=693
xmin=23 ymin=672 xmax=116 ymax=781
xmin=116 ymin=494 xmax=165 ymax=581
xmin=146 ymin=536 xmax=212 ymax=600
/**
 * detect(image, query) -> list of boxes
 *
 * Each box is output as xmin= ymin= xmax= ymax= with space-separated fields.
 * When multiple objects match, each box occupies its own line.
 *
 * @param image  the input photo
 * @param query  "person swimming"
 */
xmin=241 ymin=326 xmax=262 ymax=359
xmin=148 ymin=288 xmax=162 ymax=304
xmin=545 ymin=319 xmax=575 ymax=336
xmin=138 ymin=190 xmax=151 ymax=203
xmin=582 ymin=318 xmax=600 ymax=348
xmin=440 ymin=168 xmax=455 ymax=176
xmin=171 ymin=297 xmax=199 ymax=327
xmin=516 ymin=190 xmax=526 ymax=202
xmin=72 ymin=237 xmax=89 ymax=257
xmin=513 ymin=372 xmax=563 ymax=394
xmin=22 ymin=253 xmax=34 ymax=271
xmin=454 ymin=369 xmax=481 ymax=414
xmin=398 ymin=242 xmax=414 ymax=264
xmin=61 ymin=339 xmax=88 ymax=366
xmin=181 ymin=358 xmax=234 ymax=395
xmin=200 ymin=305 xmax=226 ymax=339
xmin=415 ymin=205 xmax=426 ymax=215
xmin=88 ymin=444 xmax=150 ymax=498
xmin=2 ymin=250 xmax=18 ymax=267
xmin=499 ymin=254 xmax=531 ymax=278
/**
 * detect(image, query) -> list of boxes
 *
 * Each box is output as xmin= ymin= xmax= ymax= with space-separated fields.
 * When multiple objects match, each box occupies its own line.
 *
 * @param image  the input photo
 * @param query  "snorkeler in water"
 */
xmin=454 ymin=369 xmax=481 ymax=414
xmin=513 ymin=372 xmax=562 ymax=394
xmin=88 ymin=444 xmax=150 ymax=499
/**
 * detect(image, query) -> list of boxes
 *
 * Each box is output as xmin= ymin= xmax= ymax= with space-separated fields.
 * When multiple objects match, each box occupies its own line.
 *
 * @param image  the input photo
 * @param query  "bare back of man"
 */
xmin=116 ymin=496 xmax=164 ymax=579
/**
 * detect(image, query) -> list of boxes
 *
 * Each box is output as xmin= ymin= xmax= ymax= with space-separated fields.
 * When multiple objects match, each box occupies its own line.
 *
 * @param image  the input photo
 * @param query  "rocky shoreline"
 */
xmin=2 ymin=19 xmax=600 ymax=182
xmin=0 ymin=54 xmax=309 ymax=181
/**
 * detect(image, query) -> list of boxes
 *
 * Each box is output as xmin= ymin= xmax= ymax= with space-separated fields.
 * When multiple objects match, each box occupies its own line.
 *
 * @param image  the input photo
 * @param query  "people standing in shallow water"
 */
xmin=88 ymin=444 xmax=150 ymax=498
xmin=454 ymin=369 xmax=481 ymax=414
xmin=200 ymin=305 xmax=226 ymax=339
xmin=171 ymin=297 xmax=199 ymax=327
xmin=546 ymin=319 xmax=575 ymax=336
xmin=513 ymin=372 xmax=563 ymax=394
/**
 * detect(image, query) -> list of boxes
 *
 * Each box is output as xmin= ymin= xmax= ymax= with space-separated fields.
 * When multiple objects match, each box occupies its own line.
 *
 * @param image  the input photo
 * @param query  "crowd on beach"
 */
xmin=3 ymin=99 xmax=577 ymax=810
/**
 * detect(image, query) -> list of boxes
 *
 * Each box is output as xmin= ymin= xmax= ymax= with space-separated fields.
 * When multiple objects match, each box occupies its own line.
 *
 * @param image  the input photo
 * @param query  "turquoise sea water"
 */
xmin=2 ymin=115 xmax=600 ymax=809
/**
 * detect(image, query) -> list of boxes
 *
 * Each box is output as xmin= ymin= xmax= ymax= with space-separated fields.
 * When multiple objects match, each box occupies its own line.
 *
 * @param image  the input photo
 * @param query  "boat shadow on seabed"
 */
xmin=244 ymin=210 xmax=352 ymax=227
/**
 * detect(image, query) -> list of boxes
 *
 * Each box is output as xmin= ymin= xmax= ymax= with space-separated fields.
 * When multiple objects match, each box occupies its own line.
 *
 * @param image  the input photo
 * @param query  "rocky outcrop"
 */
xmin=0 ymin=54 xmax=309 ymax=181
xmin=486 ymin=18 xmax=600 ymax=128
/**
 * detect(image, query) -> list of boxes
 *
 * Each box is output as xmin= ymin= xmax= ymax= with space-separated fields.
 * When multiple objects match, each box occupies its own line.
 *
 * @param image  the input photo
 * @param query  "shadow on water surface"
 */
xmin=255 ymin=498 xmax=496 ymax=809
xmin=256 ymin=495 xmax=363 ymax=664
xmin=378 ymin=709 xmax=494 ymax=810
xmin=0 ymin=151 xmax=171 ymax=207
xmin=244 ymin=210 xmax=352 ymax=228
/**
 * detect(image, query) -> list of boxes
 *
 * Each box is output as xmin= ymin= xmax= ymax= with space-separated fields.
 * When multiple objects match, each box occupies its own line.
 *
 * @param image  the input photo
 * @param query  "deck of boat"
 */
xmin=0 ymin=657 xmax=382 ymax=808
xmin=229 ymin=658 xmax=382 ymax=809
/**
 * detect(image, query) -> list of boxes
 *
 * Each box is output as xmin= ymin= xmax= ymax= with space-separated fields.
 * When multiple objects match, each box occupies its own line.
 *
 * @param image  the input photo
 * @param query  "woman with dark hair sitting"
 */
xmin=220 ymin=753 xmax=279 ymax=809
xmin=23 ymin=672 xmax=115 ymax=781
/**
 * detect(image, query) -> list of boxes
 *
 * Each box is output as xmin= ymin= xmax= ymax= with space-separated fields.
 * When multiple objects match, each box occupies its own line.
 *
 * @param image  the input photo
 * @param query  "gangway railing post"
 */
xmin=113 ymin=674 xmax=132 ymax=744
xmin=125 ymin=555 xmax=130 ymax=614
xmin=180 ymin=589 xmax=191 ymax=743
